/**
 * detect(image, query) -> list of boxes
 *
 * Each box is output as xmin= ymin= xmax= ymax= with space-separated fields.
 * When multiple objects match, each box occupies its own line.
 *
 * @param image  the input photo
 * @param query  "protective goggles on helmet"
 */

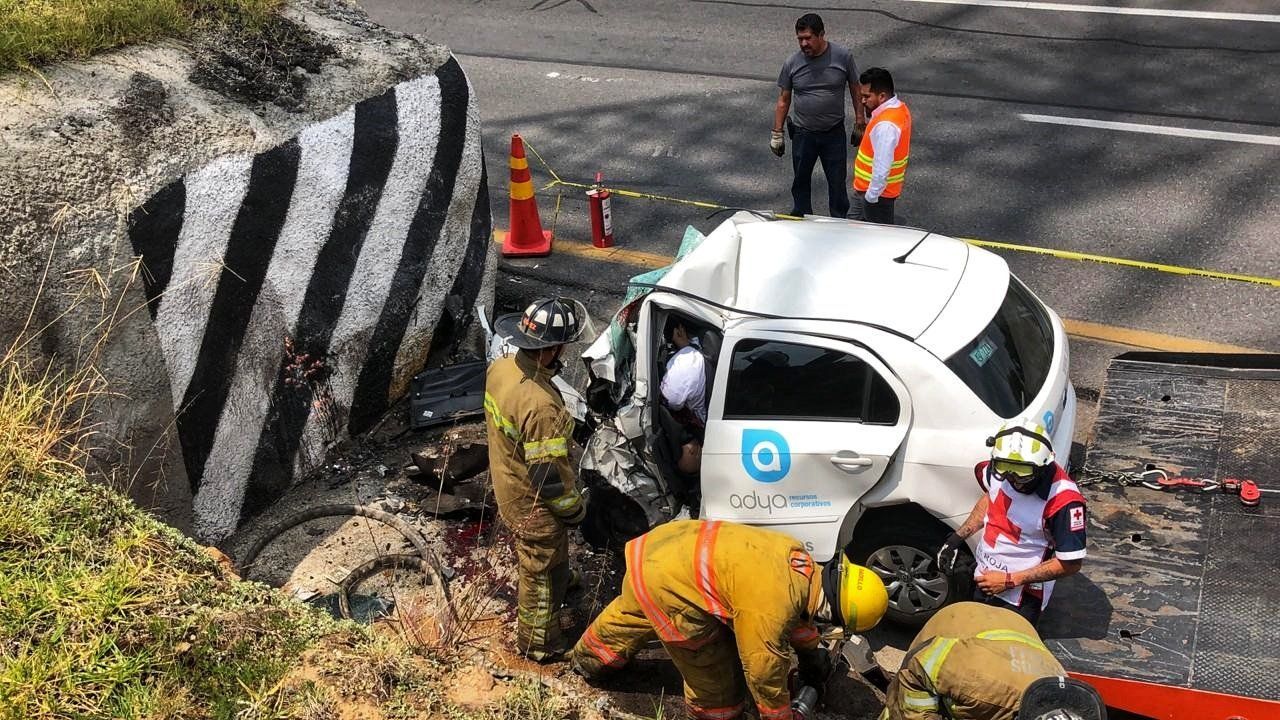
xmin=993 ymin=459 xmax=1036 ymax=479
xmin=992 ymin=459 xmax=1040 ymax=490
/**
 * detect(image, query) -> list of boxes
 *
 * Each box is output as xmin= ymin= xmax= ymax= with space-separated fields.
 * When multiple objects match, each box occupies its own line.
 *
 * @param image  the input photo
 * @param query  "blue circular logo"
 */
xmin=741 ymin=429 xmax=791 ymax=483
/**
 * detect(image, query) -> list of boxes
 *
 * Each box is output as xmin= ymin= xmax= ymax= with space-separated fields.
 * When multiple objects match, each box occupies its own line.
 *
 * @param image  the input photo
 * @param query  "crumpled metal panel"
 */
xmin=580 ymin=422 xmax=671 ymax=526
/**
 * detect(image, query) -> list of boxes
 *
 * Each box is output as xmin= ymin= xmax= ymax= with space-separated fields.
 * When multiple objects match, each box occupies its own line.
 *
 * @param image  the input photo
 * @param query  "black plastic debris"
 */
xmin=409 ymin=359 xmax=487 ymax=430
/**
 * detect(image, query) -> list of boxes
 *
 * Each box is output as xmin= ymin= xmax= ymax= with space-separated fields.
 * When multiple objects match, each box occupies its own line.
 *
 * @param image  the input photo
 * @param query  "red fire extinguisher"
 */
xmin=587 ymin=172 xmax=614 ymax=248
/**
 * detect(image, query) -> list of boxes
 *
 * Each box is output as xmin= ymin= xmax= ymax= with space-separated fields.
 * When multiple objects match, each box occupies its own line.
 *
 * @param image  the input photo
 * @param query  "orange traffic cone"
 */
xmin=498 ymin=134 xmax=553 ymax=257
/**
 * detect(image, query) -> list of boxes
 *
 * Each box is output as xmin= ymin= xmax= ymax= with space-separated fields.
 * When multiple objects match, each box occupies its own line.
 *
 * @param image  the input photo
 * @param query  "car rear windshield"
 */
xmin=945 ymin=278 xmax=1054 ymax=417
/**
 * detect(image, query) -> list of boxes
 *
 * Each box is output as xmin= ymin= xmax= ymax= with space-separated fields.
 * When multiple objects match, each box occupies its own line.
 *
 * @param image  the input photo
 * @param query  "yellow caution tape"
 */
xmin=962 ymin=237 xmax=1280 ymax=289
xmin=521 ymin=140 xmax=563 ymax=185
xmin=493 ymin=232 xmax=1267 ymax=353
xmin=518 ymin=139 xmax=1280 ymax=289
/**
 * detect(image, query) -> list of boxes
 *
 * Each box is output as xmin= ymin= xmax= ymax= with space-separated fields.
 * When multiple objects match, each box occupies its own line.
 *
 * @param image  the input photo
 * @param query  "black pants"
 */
xmin=789 ymin=121 xmax=849 ymax=218
xmin=974 ymin=588 xmax=1043 ymax=627
xmin=851 ymin=191 xmax=896 ymax=225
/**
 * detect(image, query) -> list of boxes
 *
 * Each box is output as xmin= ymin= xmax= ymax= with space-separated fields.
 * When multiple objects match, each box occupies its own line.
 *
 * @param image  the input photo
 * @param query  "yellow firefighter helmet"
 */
xmin=822 ymin=554 xmax=889 ymax=632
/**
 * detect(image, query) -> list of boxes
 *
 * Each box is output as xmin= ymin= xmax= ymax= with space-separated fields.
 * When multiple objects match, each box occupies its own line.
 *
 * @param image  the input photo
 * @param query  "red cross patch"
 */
xmin=1069 ymin=506 xmax=1086 ymax=532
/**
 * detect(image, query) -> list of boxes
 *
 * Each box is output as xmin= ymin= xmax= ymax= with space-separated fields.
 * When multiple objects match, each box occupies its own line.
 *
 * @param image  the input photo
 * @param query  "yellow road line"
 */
xmin=1060 ymin=319 xmax=1262 ymax=354
xmin=548 ymin=236 xmax=676 ymax=268
xmin=962 ymin=237 xmax=1280 ymax=289
xmin=495 ymin=232 xmax=1265 ymax=354
xmin=494 ymin=230 xmax=675 ymax=268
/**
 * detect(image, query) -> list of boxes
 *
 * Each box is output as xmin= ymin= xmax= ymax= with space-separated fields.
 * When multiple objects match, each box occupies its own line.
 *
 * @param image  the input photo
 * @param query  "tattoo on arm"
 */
xmin=957 ymin=496 xmax=989 ymax=539
xmin=1015 ymin=558 xmax=1081 ymax=585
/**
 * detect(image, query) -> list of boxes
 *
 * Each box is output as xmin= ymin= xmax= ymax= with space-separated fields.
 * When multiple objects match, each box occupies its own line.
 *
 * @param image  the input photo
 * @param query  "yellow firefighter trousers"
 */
xmin=515 ymin=528 xmax=571 ymax=660
xmin=574 ymin=582 xmax=749 ymax=719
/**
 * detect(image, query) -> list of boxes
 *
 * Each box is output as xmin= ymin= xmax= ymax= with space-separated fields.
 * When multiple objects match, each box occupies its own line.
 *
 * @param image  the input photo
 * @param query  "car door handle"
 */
xmin=830 ymin=455 xmax=874 ymax=469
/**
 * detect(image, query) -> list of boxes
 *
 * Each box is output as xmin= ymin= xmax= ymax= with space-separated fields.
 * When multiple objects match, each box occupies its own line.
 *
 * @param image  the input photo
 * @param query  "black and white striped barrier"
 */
xmin=128 ymin=57 xmax=492 ymax=541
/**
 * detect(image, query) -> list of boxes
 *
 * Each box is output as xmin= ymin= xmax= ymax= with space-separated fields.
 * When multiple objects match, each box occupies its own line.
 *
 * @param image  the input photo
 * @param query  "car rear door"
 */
xmin=700 ymin=328 xmax=912 ymax=560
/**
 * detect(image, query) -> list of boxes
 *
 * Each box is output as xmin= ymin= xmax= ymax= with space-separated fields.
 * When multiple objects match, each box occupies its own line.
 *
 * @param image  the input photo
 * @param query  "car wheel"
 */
xmin=849 ymin=525 xmax=972 ymax=627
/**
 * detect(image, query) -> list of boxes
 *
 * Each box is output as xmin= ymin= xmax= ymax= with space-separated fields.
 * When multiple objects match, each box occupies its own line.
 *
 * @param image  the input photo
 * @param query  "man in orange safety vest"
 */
xmin=851 ymin=67 xmax=911 ymax=225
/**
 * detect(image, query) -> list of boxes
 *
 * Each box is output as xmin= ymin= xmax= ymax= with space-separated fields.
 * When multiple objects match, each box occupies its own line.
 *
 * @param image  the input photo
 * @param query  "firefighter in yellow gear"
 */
xmin=571 ymin=520 xmax=890 ymax=720
xmin=881 ymin=602 xmax=1106 ymax=720
xmin=487 ymin=298 xmax=589 ymax=661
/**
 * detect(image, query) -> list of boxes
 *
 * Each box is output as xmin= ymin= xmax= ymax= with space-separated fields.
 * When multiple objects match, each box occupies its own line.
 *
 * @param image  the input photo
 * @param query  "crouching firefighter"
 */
xmin=881 ymin=601 xmax=1107 ymax=720
xmin=570 ymin=520 xmax=890 ymax=720
xmin=486 ymin=297 xmax=590 ymax=661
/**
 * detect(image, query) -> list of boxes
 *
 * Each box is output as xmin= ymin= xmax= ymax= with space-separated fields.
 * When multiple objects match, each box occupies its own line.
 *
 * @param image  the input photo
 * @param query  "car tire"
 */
xmin=579 ymin=483 xmax=651 ymax=552
xmin=848 ymin=524 xmax=974 ymax=627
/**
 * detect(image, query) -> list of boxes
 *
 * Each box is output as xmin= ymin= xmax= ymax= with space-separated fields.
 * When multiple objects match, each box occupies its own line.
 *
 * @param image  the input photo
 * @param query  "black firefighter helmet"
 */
xmin=494 ymin=297 xmax=587 ymax=350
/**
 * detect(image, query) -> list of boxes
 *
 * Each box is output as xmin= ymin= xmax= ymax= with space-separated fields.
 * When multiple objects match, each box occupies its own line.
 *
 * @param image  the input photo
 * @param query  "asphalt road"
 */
xmin=361 ymin=0 xmax=1280 ymax=399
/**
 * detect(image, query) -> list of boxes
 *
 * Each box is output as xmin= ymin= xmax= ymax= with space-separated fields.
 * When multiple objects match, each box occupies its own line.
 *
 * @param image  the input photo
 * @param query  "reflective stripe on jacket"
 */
xmin=485 ymin=352 xmax=584 ymax=534
xmin=624 ymin=520 xmax=824 ymax=717
xmin=853 ymin=101 xmax=911 ymax=199
xmin=881 ymin=602 xmax=1065 ymax=720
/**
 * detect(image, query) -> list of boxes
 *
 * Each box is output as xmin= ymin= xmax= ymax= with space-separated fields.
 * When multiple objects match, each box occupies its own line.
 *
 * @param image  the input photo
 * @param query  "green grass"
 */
xmin=0 ymin=453 xmax=339 ymax=718
xmin=0 ymin=348 xmax=398 ymax=719
xmin=0 ymin=0 xmax=283 ymax=74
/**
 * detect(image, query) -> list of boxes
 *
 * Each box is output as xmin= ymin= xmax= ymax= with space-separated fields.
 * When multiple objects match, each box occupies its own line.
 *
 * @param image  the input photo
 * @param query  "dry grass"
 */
xmin=0 ymin=0 xmax=283 ymax=73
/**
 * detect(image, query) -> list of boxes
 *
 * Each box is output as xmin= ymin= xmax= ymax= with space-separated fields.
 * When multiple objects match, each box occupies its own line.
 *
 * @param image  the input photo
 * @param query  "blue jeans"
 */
xmin=789 ymin=120 xmax=849 ymax=218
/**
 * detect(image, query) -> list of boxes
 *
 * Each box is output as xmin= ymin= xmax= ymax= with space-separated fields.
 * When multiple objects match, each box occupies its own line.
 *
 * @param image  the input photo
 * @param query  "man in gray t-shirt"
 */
xmin=771 ymin=13 xmax=864 ymax=218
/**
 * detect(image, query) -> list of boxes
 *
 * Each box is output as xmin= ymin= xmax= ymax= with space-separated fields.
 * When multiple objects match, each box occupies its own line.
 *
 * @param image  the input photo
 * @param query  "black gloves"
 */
xmin=796 ymin=647 xmax=833 ymax=690
xmin=937 ymin=532 xmax=965 ymax=574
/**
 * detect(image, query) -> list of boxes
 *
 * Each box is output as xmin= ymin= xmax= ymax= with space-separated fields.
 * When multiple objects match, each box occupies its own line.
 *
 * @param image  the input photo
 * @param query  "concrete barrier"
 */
xmin=0 ymin=0 xmax=495 ymax=541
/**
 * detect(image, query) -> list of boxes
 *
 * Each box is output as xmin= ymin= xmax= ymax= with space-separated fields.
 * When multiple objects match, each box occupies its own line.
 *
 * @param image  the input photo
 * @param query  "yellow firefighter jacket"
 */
xmin=484 ymin=352 xmax=585 ymax=537
xmin=881 ymin=602 xmax=1066 ymax=720
xmin=624 ymin=520 xmax=824 ymax=720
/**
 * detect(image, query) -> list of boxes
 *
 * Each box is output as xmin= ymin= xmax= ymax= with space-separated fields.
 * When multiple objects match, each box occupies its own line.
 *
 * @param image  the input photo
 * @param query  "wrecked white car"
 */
xmin=577 ymin=212 xmax=1076 ymax=625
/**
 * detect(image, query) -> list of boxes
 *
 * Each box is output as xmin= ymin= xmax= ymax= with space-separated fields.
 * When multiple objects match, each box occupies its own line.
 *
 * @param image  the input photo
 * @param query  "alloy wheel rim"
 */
xmin=867 ymin=544 xmax=949 ymax=615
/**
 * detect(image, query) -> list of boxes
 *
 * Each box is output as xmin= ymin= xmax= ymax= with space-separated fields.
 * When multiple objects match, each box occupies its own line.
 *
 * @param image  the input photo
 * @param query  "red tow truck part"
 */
xmin=1045 ymin=352 xmax=1280 ymax=720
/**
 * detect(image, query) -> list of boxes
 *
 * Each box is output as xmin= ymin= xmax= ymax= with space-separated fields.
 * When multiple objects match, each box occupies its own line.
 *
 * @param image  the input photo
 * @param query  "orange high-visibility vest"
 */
xmin=853 ymin=101 xmax=912 ymax=198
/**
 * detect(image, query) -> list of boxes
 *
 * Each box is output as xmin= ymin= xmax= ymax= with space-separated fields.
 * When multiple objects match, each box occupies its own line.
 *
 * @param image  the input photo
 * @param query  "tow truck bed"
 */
xmin=1041 ymin=353 xmax=1280 ymax=719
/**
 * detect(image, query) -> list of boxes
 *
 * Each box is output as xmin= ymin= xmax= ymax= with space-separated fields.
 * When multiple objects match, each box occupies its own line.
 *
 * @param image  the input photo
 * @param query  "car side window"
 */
xmin=723 ymin=339 xmax=899 ymax=424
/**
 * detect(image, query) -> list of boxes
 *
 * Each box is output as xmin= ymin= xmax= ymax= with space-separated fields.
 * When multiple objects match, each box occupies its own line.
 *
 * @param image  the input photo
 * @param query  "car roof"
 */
xmin=657 ymin=214 xmax=1009 ymax=348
